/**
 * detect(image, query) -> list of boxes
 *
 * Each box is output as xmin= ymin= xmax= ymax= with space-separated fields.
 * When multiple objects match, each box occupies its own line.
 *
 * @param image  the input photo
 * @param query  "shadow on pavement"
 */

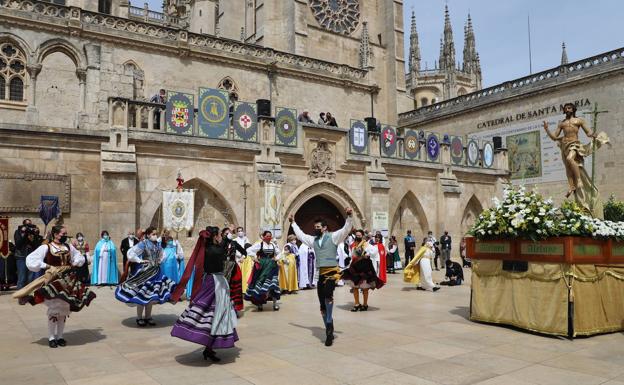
xmin=121 ymin=313 xmax=179 ymax=329
xmin=174 ymin=347 xmax=242 ymax=366
xmin=32 ymin=327 xmax=107 ymax=346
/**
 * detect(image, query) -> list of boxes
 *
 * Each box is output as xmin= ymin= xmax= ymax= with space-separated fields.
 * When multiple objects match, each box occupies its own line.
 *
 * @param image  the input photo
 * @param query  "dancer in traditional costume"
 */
xmin=91 ymin=231 xmax=119 ymax=285
xmin=278 ymin=244 xmax=299 ymax=293
xmin=233 ymin=227 xmax=253 ymax=294
xmin=221 ymin=228 xmax=245 ymax=313
xmin=14 ymin=225 xmax=96 ymax=348
xmin=403 ymin=241 xmax=440 ymax=292
xmin=342 ymin=229 xmax=384 ymax=312
xmin=373 ymin=233 xmax=387 ymax=284
xmin=171 ymin=226 xmax=238 ymax=362
xmin=387 ymin=236 xmax=401 ymax=274
xmin=290 ymin=208 xmax=353 ymax=346
xmin=244 ymin=231 xmax=282 ymax=311
xmin=71 ymin=233 xmax=91 ymax=285
xmin=115 ymin=227 xmax=176 ymax=326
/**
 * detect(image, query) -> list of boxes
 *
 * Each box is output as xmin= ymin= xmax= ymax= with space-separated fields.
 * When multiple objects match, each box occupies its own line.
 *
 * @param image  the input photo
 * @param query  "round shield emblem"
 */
xmin=171 ymin=200 xmax=186 ymax=219
xmin=426 ymin=133 xmax=440 ymax=161
xmin=404 ymin=129 xmax=420 ymax=160
xmin=483 ymin=142 xmax=494 ymax=168
xmin=275 ymin=109 xmax=297 ymax=146
xmin=381 ymin=126 xmax=397 ymax=157
xmin=450 ymin=136 xmax=463 ymax=165
xmin=467 ymin=139 xmax=480 ymax=166
xmin=200 ymin=95 xmax=227 ymax=123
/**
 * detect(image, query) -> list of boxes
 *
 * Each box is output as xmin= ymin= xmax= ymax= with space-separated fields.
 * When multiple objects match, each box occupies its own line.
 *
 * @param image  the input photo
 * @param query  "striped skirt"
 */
xmin=244 ymin=258 xmax=281 ymax=305
xmin=115 ymin=264 xmax=176 ymax=306
xmin=171 ymin=273 xmax=238 ymax=348
xmin=20 ymin=268 xmax=96 ymax=312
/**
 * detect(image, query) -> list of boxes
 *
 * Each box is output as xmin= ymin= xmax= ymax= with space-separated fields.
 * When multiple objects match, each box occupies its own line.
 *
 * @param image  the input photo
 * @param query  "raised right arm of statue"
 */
xmin=291 ymin=222 xmax=315 ymax=248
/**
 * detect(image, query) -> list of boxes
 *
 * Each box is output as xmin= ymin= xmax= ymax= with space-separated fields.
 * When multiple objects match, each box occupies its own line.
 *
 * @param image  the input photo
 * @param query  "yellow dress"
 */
xmin=278 ymin=258 xmax=289 ymax=291
xmin=241 ymin=255 xmax=254 ymax=293
xmin=403 ymin=246 xmax=428 ymax=284
xmin=285 ymin=253 xmax=298 ymax=292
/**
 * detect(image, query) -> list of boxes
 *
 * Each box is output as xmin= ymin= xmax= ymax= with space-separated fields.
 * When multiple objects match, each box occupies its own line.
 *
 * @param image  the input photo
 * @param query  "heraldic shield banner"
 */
xmin=163 ymin=190 xmax=195 ymax=233
xmin=165 ymin=91 xmax=195 ymax=135
xmin=198 ymin=87 xmax=229 ymax=139
xmin=426 ymin=132 xmax=440 ymax=162
xmin=39 ymin=195 xmax=60 ymax=226
xmin=0 ymin=217 xmax=8 ymax=257
xmin=350 ymin=120 xmax=368 ymax=155
xmin=275 ymin=107 xmax=297 ymax=147
xmin=404 ymin=129 xmax=420 ymax=160
xmin=381 ymin=125 xmax=397 ymax=158
xmin=233 ymin=101 xmax=258 ymax=142
xmin=450 ymin=136 xmax=464 ymax=165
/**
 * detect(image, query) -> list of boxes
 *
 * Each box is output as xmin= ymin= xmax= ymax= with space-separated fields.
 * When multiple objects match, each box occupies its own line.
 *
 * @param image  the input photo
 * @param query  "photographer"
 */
xmin=14 ymin=219 xmax=43 ymax=289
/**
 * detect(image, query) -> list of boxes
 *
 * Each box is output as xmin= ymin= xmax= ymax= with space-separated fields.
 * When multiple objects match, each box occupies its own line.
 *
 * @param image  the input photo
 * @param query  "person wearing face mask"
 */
xmin=160 ymin=229 xmax=185 ymax=287
xmin=115 ymin=226 xmax=176 ymax=327
xmin=14 ymin=225 xmax=96 ymax=348
xmin=289 ymin=208 xmax=353 ymax=347
xmin=342 ymin=229 xmax=384 ymax=312
xmin=120 ymin=230 xmax=139 ymax=268
xmin=234 ymin=227 xmax=253 ymax=293
xmin=91 ymin=230 xmax=119 ymax=285
xmin=244 ymin=230 xmax=282 ymax=311
xmin=71 ymin=232 xmax=91 ymax=285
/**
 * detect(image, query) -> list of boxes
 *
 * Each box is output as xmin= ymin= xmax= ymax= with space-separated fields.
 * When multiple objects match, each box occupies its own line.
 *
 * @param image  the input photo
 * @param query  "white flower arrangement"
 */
xmin=469 ymin=186 xmax=624 ymax=241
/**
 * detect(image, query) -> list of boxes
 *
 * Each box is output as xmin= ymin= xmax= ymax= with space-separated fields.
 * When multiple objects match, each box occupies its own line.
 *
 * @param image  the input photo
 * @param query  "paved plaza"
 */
xmin=2 ymin=270 xmax=624 ymax=385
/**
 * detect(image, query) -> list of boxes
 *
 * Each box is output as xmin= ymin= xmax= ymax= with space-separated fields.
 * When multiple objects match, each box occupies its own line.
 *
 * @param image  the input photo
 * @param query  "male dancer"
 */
xmin=289 ymin=207 xmax=353 ymax=346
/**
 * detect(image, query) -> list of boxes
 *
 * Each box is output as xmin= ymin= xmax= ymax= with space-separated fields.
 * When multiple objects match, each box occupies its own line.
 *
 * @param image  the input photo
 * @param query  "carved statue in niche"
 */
xmin=308 ymin=139 xmax=336 ymax=180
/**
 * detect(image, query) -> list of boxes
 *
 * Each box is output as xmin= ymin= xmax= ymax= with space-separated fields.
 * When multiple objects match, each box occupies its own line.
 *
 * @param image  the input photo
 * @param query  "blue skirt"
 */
xmin=115 ymin=264 xmax=176 ymax=306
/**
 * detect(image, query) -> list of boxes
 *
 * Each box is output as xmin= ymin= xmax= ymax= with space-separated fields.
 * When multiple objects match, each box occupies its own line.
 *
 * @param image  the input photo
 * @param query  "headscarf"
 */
xmin=170 ymin=229 xmax=212 ymax=302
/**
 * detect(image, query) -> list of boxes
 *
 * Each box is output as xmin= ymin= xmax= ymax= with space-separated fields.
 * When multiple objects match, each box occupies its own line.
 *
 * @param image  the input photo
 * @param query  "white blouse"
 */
xmin=26 ymin=243 xmax=85 ymax=272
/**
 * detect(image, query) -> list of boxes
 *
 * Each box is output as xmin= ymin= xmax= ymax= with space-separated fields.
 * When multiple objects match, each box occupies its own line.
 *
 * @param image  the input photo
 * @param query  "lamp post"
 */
xmin=241 ymin=180 xmax=249 ymax=230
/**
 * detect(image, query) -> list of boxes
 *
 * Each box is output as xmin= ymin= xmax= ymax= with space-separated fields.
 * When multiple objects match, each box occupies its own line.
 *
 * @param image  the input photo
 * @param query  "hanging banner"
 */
xmin=0 ymin=217 xmax=8 ymax=257
xmin=450 ymin=136 xmax=464 ymax=165
xmin=483 ymin=142 xmax=494 ymax=168
xmin=233 ymin=101 xmax=258 ymax=142
xmin=467 ymin=139 xmax=480 ymax=167
xmin=404 ymin=129 xmax=420 ymax=160
xmin=350 ymin=120 xmax=368 ymax=154
xmin=165 ymin=91 xmax=194 ymax=135
xmin=198 ymin=87 xmax=230 ymax=139
xmin=163 ymin=190 xmax=195 ymax=233
xmin=426 ymin=132 xmax=440 ymax=162
xmin=39 ymin=196 xmax=60 ymax=226
xmin=380 ymin=125 xmax=397 ymax=158
xmin=275 ymin=107 xmax=297 ymax=147
xmin=262 ymin=181 xmax=282 ymax=238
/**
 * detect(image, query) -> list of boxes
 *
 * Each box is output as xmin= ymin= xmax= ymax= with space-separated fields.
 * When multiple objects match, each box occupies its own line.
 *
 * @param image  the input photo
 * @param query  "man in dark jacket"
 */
xmin=403 ymin=230 xmax=416 ymax=267
xmin=441 ymin=259 xmax=464 ymax=286
xmin=120 ymin=230 xmax=139 ymax=267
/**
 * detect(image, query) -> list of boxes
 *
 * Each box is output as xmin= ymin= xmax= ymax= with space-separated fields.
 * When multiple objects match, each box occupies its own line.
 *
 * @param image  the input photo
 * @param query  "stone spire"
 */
xmin=408 ymin=11 xmax=421 ymax=74
xmin=462 ymin=13 xmax=477 ymax=73
xmin=439 ymin=5 xmax=456 ymax=71
xmin=359 ymin=21 xmax=373 ymax=69
xmin=561 ymin=42 xmax=569 ymax=65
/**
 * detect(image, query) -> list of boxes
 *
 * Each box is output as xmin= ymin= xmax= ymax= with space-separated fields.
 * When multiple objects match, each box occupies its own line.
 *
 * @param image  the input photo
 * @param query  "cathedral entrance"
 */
xmin=288 ymin=196 xmax=345 ymax=235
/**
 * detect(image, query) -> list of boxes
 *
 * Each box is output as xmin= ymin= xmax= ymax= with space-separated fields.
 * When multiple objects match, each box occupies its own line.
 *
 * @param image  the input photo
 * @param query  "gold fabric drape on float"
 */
xmin=470 ymin=260 xmax=569 ymax=336
xmin=471 ymin=260 xmax=624 ymax=336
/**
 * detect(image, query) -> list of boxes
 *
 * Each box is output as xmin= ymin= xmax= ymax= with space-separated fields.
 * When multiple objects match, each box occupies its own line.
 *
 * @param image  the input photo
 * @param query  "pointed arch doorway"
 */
xmin=287 ymin=196 xmax=345 ymax=235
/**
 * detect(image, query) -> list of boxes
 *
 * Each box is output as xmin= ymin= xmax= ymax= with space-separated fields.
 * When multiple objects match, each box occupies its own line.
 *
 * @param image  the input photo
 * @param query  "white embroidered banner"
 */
xmin=163 ymin=190 xmax=195 ymax=232
xmin=262 ymin=181 xmax=282 ymax=237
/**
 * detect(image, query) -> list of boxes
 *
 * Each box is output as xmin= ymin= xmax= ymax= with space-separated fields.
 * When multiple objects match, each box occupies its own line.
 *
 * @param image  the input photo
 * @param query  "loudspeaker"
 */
xmin=493 ymin=136 xmax=503 ymax=150
xmin=256 ymin=99 xmax=271 ymax=117
xmin=365 ymin=117 xmax=377 ymax=132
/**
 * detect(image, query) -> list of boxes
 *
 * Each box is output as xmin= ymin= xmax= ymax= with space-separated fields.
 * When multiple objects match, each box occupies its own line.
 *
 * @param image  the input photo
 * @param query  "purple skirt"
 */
xmin=171 ymin=274 xmax=238 ymax=349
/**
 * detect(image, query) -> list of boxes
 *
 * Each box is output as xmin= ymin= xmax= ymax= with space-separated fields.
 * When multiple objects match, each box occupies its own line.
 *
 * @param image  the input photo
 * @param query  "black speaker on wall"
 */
xmin=493 ymin=136 xmax=503 ymax=150
xmin=365 ymin=117 xmax=377 ymax=132
xmin=256 ymin=99 xmax=271 ymax=117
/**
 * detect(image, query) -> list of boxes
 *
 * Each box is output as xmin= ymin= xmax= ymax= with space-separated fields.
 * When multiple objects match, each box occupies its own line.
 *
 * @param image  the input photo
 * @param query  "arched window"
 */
xmin=98 ymin=0 xmax=112 ymax=14
xmin=123 ymin=61 xmax=144 ymax=100
xmin=0 ymin=42 xmax=27 ymax=103
xmin=217 ymin=76 xmax=240 ymax=102
xmin=420 ymin=97 xmax=429 ymax=107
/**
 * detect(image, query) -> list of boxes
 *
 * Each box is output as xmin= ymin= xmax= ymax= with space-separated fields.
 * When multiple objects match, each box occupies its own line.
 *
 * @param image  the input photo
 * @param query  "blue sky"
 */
xmin=138 ymin=0 xmax=623 ymax=88
xmin=403 ymin=0 xmax=623 ymax=87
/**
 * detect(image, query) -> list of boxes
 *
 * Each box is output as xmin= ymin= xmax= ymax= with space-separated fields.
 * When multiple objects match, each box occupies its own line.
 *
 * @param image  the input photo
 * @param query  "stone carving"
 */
xmin=309 ymin=0 xmax=360 ymax=35
xmin=0 ymin=173 xmax=71 ymax=213
xmin=308 ymin=139 xmax=336 ymax=180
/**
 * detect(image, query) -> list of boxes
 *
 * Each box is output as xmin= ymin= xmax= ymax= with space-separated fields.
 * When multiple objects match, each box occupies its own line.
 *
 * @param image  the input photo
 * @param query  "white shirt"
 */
xmin=246 ymin=241 xmax=282 ymax=261
xmin=26 ymin=243 xmax=85 ymax=272
xmin=127 ymin=241 xmax=165 ymax=264
xmin=291 ymin=216 xmax=353 ymax=249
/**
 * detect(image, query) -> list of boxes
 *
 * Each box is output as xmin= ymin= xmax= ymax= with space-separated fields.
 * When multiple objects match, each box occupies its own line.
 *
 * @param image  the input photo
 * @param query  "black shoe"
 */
xmin=257 ymin=305 xmax=263 ymax=312
xmin=350 ymin=305 xmax=362 ymax=312
xmin=273 ymin=303 xmax=280 ymax=311
xmin=145 ymin=318 xmax=156 ymax=326
xmin=325 ymin=323 xmax=334 ymax=347
xmin=56 ymin=338 xmax=66 ymax=347
xmin=48 ymin=339 xmax=58 ymax=348
xmin=416 ymin=287 xmax=426 ymax=291
xmin=203 ymin=348 xmax=221 ymax=362
xmin=433 ymin=287 xmax=440 ymax=292
xmin=361 ymin=305 xmax=368 ymax=311
xmin=136 ymin=318 xmax=147 ymax=327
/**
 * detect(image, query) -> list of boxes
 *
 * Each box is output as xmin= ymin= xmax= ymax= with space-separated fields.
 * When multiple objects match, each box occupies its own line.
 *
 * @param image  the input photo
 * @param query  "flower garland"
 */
xmin=470 ymin=186 xmax=624 ymax=241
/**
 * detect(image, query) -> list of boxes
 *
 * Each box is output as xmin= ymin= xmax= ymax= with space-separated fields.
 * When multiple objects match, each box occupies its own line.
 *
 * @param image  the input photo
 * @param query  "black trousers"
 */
xmin=317 ymin=274 xmax=336 ymax=313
